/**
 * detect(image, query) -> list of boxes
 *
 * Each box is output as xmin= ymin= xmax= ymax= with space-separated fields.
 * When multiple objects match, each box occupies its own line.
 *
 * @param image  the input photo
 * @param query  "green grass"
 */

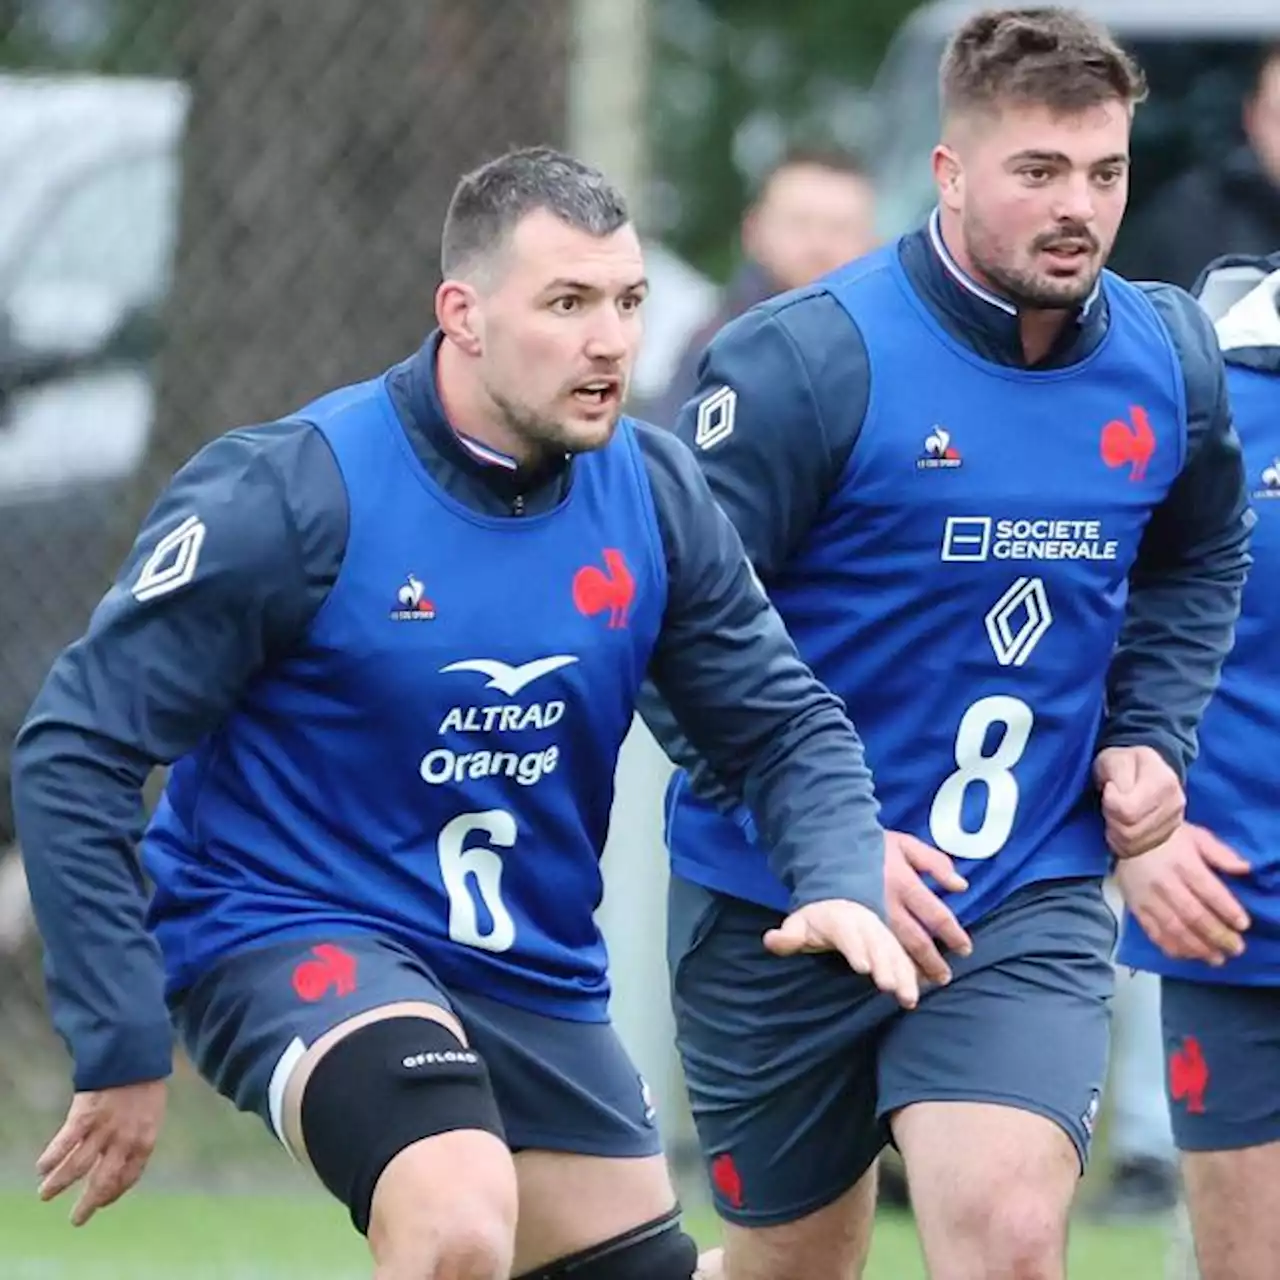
xmin=0 ymin=1189 xmax=1173 ymax=1279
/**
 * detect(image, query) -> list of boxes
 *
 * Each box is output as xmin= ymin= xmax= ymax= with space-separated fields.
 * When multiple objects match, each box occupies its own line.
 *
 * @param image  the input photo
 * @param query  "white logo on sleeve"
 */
xmin=694 ymin=385 xmax=736 ymax=450
xmin=132 ymin=514 xmax=206 ymax=603
xmin=440 ymin=655 xmax=579 ymax=696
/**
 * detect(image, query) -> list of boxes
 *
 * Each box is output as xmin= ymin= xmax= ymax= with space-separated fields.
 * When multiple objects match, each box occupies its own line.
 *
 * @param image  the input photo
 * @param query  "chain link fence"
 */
xmin=0 ymin=0 xmax=664 ymax=1186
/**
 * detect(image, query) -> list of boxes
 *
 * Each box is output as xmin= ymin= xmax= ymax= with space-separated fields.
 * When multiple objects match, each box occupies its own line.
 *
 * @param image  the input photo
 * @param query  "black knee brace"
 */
xmin=300 ymin=1016 xmax=505 ymax=1234
xmin=515 ymin=1209 xmax=701 ymax=1278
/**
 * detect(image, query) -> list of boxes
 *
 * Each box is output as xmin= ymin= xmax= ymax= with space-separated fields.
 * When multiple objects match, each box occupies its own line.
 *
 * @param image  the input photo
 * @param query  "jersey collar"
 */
xmin=900 ymin=208 xmax=1108 ymax=370
xmin=393 ymin=332 xmax=570 ymax=504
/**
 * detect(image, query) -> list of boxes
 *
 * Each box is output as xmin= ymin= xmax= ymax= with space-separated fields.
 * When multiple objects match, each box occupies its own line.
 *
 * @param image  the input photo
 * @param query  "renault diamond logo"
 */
xmin=985 ymin=577 xmax=1052 ymax=666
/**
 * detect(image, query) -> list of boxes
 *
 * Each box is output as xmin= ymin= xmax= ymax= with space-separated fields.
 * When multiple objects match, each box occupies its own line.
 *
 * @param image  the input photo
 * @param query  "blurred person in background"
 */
xmin=1116 ymin=250 xmax=1280 ymax=1280
xmin=1087 ymin=962 xmax=1179 ymax=1220
xmin=1112 ymin=43 xmax=1280 ymax=289
xmin=651 ymin=147 xmax=878 ymax=425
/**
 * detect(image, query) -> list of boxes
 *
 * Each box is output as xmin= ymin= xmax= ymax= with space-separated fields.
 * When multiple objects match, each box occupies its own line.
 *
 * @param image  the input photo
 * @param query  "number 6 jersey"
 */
xmin=144 ymin=373 xmax=666 ymax=1016
xmin=660 ymin=223 xmax=1250 ymax=926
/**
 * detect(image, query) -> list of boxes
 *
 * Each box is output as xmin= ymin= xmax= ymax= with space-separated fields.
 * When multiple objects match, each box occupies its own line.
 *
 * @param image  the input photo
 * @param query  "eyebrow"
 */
xmin=544 ymin=277 xmax=650 ymax=294
xmin=1008 ymin=149 xmax=1129 ymax=167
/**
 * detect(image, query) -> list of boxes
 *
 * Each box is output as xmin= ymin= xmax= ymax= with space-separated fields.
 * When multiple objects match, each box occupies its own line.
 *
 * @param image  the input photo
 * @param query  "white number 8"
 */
xmin=929 ymin=695 xmax=1034 ymax=861
xmin=438 ymin=810 xmax=518 ymax=952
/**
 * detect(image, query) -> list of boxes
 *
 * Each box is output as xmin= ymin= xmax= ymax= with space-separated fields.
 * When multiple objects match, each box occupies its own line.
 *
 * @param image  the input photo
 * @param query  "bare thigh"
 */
xmin=718 ymin=1168 xmax=878 ymax=1280
xmin=1182 ymin=1142 xmax=1280 ymax=1280
xmin=893 ymin=1102 xmax=1078 ymax=1280
xmin=512 ymin=1150 xmax=678 ymax=1273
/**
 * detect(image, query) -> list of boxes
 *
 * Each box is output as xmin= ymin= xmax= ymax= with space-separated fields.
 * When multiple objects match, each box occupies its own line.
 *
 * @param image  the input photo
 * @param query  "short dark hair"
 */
xmin=440 ymin=146 xmax=630 ymax=279
xmin=754 ymin=145 xmax=869 ymax=201
xmin=940 ymin=7 xmax=1148 ymax=121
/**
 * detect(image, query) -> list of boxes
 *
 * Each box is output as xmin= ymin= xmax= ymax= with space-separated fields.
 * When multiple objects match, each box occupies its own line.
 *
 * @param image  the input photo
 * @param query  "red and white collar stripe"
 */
xmin=454 ymin=430 xmax=519 ymax=471
xmin=927 ymin=207 xmax=1101 ymax=319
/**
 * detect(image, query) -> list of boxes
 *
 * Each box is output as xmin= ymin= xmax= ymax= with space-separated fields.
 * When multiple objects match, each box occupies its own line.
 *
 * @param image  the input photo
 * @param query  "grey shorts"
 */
xmin=669 ymin=875 xmax=1117 ymax=1225
xmin=172 ymin=931 xmax=662 ymax=1160
xmin=1162 ymin=977 xmax=1280 ymax=1153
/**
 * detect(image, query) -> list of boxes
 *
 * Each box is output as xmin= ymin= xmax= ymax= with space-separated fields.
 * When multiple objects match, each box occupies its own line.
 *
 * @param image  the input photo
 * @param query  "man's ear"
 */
xmin=933 ymin=143 xmax=965 ymax=212
xmin=436 ymin=279 xmax=484 ymax=355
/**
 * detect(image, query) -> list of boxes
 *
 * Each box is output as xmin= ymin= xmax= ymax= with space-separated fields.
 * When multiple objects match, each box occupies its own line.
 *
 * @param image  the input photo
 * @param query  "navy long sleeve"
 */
xmin=666 ymin=293 xmax=869 ymax=581
xmin=635 ymin=421 xmax=883 ymax=913
xmin=12 ymin=422 xmax=344 ymax=1089
xmin=636 ymin=292 xmax=871 ymax=818
xmin=1097 ymin=286 xmax=1254 ymax=778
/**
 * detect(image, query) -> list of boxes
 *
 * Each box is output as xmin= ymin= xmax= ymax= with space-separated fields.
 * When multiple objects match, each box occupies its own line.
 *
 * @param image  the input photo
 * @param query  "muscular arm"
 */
xmin=11 ymin=423 xmax=346 ymax=1090
xmin=635 ymin=303 xmax=883 ymax=911
xmin=1099 ymin=287 xmax=1254 ymax=778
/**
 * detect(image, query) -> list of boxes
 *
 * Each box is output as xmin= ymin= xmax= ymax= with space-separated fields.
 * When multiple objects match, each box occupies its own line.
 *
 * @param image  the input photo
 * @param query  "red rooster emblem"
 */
xmin=1100 ymin=405 xmax=1156 ymax=481
xmin=572 ymin=549 xmax=635 ymax=629
xmin=1169 ymin=1035 xmax=1209 ymax=1115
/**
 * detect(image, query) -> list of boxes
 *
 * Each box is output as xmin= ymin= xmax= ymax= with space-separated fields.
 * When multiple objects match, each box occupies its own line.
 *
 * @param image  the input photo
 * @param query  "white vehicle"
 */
xmin=0 ymin=73 xmax=188 ymax=838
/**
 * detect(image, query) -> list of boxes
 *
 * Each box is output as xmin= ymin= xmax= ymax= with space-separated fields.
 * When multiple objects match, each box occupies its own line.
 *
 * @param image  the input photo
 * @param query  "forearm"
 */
xmin=14 ymin=722 xmax=172 ymax=1089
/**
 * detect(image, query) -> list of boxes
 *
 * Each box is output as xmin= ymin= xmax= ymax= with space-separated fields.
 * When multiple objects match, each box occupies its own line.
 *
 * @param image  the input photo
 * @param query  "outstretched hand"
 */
xmin=37 ymin=1080 xmax=167 ymax=1226
xmin=765 ymin=899 xmax=920 ymax=1009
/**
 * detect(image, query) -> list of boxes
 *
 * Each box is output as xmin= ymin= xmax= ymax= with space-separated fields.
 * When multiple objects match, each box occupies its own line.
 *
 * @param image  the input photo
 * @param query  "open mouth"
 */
xmin=572 ymin=380 xmax=620 ymax=410
xmin=1040 ymin=243 xmax=1092 ymax=263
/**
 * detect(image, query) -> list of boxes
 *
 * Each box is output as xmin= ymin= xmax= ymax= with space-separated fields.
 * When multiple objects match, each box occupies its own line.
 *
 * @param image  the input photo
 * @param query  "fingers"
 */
xmin=888 ymin=905 xmax=953 ymax=987
xmin=1172 ymin=863 xmax=1248 ymax=959
xmin=822 ymin=909 xmax=918 ymax=1008
xmin=834 ymin=925 xmax=873 ymax=979
xmin=767 ymin=904 xmax=919 ymax=1008
xmin=762 ymin=914 xmax=812 ymax=957
xmin=1181 ymin=854 xmax=1250 ymax=934
xmin=1132 ymin=898 xmax=1224 ymax=965
xmin=1094 ymin=746 xmax=1140 ymax=792
xmin=894 ymin=834 xmax=970 ymax=894
xmin=38 ymin=1135 xmax=99 ymax=1203
xmin=1193 ymin=828 xmax=1252 ymax=878
xmin=71 ymin=1146 xmax=147 ymax=1227
xmin=37 ymin=1113 xmax=89 ymax=1179
xmin=901 ymin=878 xmax=973 ymax=959
xmin=1100 ymin=752 xmax=1185 ymax=859
xmin=1140 ymin=873 xmax=1243 ymax=965
xmin=1105 ymin=797 xmax=1183 ymax=859
xmin=861 ymin=923 xmax=919 ymax=1009
xmin=35 ymin=1085 xmax=163 ymax=1225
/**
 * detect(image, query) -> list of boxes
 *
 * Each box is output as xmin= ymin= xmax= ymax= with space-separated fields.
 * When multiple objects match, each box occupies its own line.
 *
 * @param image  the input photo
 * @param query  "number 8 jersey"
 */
xmin=666 ymin=246 xmax=1185 ymax=925
xmin=143 ymin=373 xmax=666 ymax=1019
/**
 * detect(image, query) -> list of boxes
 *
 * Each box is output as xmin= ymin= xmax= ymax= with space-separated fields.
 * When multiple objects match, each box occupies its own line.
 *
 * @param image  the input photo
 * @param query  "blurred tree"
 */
xmin=650 ymin=0 xmax=926 ymax=279
xmin=0 ymin=0 xmax=181 ymax=74
xmin=146 ymin=0 xmax=570 ymax=488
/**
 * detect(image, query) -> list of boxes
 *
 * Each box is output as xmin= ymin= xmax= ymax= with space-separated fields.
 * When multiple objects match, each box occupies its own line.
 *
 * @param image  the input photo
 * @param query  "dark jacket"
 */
xmin=1112 ymin=146 xmax=1280 ymax=291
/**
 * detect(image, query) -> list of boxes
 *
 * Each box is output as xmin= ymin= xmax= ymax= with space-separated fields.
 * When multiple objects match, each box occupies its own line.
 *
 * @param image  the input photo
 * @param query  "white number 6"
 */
xmin=437 ymin=810 xmax=518 ymax=952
